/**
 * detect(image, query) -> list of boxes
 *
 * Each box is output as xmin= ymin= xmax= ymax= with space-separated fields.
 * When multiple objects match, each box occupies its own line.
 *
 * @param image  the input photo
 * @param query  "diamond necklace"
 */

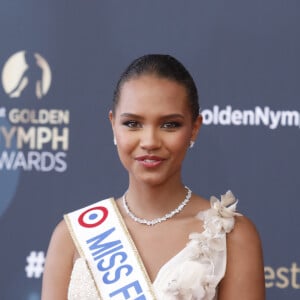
xmin=122 ymin=186 xmax=192 ymax=226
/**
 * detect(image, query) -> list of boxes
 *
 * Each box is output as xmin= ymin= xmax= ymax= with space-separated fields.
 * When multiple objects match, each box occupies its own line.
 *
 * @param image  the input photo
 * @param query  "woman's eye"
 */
xmin=123 ymin=120 xmax=140 ymax=128
xmin=162 ymin=122 xmax=181 ymax=129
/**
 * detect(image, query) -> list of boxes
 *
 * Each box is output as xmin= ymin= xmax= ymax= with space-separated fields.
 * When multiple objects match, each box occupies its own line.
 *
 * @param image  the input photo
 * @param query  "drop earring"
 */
xmin=113 ymin=137 xmax=117 ymax=146
xmin=189 ymin=141 xmax=195 ymax=149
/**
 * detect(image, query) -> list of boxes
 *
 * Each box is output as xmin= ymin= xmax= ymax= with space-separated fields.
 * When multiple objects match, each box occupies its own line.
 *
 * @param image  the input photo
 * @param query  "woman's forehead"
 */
xmin=117 ymin=75 xmax=189 ymax=111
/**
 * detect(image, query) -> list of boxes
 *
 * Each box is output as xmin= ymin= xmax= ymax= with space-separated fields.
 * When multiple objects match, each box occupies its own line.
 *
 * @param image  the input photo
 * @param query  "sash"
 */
xmin=64 ymin=198 xmax=157 ymax=300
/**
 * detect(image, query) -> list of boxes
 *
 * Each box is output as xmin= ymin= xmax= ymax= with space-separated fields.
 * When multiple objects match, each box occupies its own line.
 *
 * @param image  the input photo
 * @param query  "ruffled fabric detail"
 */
xmin=154 ymin=190 xmax=241 ymax=300
xmin=198 ymin=190 xmax=242 ymax=235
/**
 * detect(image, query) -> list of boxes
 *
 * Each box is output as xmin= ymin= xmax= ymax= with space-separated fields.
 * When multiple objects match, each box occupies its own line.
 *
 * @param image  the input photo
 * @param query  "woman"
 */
xmin=42 ymin=54 xmax=265 ymax=299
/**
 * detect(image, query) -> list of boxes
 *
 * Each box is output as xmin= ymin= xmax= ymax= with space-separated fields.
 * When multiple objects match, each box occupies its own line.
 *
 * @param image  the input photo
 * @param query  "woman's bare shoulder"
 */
xmin=52 ymin=218 xmax=69 ymax=235
xmin=43 ymin=218 xmax=78 ymax=280
xmin=46 ymin=218 xmax=76 ymax=263
xmin=41 ymin=219 xmax=77 ymax=299
xmin=50 ymin=219 xmax=74 ymax=246
xmin=219 ymin=215 xmax=265 ymax=299
xmin=229 ymin=214 xmax=262 ymax=246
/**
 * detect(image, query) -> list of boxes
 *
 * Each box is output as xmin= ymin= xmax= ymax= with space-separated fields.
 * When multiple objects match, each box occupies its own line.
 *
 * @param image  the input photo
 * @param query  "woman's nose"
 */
xmin=140 ymin=127 xmax=161 ymax=150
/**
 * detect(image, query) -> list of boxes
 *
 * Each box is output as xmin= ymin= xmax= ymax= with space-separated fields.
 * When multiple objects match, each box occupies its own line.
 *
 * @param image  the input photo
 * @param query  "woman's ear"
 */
xmin=191 ymin=114 xmax=202 ymax=141
xmin=109 ymin=110 xmax=114 ymax=124
xmin=109 ymin=110 xmax=116 ymax=131
xmin=109 ymin=110 xmax=116 ymax=143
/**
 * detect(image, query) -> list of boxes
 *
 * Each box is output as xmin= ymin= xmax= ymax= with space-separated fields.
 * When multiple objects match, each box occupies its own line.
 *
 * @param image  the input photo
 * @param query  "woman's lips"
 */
xmin=135 ymin=155 xmax=165 ymax=168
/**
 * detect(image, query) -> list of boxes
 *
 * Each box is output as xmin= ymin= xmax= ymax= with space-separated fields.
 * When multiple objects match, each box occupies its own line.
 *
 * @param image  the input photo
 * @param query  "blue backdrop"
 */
xmin=0 ymin=1 xmax=299 ymax=299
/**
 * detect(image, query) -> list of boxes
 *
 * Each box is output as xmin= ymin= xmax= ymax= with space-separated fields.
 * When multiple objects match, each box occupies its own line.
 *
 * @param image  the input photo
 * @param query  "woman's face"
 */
xmin=110 ymin=75 xmax=202 ymax=187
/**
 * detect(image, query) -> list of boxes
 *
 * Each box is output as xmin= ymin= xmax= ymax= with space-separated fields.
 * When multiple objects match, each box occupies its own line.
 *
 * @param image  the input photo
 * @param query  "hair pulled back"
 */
xmin=112 ymin=54 xmax=200 ymax=122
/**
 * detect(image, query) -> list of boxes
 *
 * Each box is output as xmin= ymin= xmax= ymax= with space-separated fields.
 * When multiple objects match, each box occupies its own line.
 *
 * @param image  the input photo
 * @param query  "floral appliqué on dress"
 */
xmin=153 ymin=191 xmax=242 ymax=300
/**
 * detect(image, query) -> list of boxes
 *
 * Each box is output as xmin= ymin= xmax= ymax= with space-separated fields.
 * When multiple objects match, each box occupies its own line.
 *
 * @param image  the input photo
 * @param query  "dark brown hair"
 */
xmin=112 ymin=54 xmax=199 ymax=121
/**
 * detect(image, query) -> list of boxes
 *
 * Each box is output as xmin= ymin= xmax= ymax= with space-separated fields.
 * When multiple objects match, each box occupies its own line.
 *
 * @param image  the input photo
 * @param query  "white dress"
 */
xmin=68 ymin=191 xmax=241 ymax=300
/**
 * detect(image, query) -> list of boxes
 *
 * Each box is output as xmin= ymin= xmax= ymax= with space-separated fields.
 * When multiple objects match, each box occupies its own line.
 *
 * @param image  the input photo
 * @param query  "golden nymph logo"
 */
xmin=0 ymin=51 xmax=70 ymax=172
xmin=2 ymin=51 xmax=51 ymax=99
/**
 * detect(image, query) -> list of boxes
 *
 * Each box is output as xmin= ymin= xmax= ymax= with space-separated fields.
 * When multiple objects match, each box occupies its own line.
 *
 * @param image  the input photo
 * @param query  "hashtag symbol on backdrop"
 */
xmin=25 ymin=251 xmax=45 ymax=278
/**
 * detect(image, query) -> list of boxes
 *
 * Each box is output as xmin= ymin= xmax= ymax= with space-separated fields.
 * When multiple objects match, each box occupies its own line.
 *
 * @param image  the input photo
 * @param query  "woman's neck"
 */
xmin=123 ymin=179 xmax=189 ymax=220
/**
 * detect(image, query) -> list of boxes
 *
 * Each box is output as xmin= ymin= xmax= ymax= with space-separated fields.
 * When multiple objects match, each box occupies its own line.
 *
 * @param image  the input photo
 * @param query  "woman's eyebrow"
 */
xmin=160 ymin=114 xmax=185 ymax=119
xmin=120 ymin=113 xmax=185 ymax=119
